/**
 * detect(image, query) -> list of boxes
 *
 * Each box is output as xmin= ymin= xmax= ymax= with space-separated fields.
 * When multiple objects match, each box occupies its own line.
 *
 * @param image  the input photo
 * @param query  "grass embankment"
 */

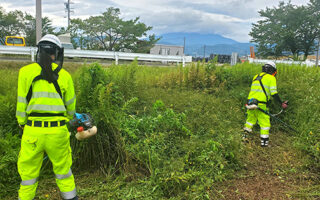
xmin=0 ymin=60 xmax=319 ymax=199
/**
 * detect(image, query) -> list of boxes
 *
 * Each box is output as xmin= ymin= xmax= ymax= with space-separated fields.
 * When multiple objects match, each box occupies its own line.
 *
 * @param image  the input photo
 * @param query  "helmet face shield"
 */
xmin=36 ymin=35 xmax=64 ymax=67
xmin=38 ymin=42 xmax=59 ymax=59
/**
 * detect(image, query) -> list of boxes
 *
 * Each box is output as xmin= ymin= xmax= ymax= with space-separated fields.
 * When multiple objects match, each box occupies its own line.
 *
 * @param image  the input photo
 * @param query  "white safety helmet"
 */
xmin=262 ymin=61 xmax=277 ymax=76
xmin=266 ymin=61 xmax=276 ymax=69
xmin=36 ymin=34 xmax=64 ymax=67
xmin=37 ymin=34 xmax=62 ymax=48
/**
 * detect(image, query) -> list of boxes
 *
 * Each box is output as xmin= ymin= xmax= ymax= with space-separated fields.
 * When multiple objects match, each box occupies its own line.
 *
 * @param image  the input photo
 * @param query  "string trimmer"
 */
xmin=246 ymin=98 xmax=298 ymax=133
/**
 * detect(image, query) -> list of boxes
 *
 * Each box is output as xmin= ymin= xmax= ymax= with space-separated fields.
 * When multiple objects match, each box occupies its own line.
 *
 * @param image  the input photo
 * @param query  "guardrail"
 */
xmin=248 ymin=58 xmax=316 ymax=67
xmin=0 ymin=46 xmax=192 ymax=66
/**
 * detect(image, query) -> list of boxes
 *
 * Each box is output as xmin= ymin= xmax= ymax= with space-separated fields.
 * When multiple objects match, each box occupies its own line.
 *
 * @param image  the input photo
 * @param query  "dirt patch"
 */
xmin=211 ymin=132 xmax=318 ymax=200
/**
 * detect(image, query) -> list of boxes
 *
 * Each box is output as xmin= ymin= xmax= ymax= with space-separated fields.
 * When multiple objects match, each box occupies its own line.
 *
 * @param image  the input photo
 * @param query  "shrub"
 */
xmin=120 ymin=100 xmax=242 ymax=198
xmin=71 ymin=63 xmax=129 ymax=172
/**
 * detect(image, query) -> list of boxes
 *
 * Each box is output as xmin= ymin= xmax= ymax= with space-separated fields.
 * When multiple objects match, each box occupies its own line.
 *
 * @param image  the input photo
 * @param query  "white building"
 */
xmin=58 ymin=33 xmax=74 ymax=49
xmin=150 ymin=44 xmax=184 ymax=56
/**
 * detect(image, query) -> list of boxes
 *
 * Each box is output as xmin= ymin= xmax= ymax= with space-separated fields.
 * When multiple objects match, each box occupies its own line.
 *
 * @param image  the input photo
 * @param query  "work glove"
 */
xmin=281 ymin=100 xmax=288 ymax=109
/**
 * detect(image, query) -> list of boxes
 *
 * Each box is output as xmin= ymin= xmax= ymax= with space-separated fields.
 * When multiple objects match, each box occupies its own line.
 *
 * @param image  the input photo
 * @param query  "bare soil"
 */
xmin=210 ymin=132 xmax=319 ymax=200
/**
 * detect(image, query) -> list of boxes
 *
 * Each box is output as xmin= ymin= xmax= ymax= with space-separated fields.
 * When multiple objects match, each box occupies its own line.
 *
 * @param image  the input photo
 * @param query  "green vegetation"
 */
xmin=69 ymin=7 xmax=159 ymax=52
xmin=0 ymin=7 xmax=56 ymax=46
xmin=0 ymin=6 xmax=158 ymax=51
xmin=0 ymin=61 xmax=319 ymax=199
xmin=250 ymin=1 xmax=320 ymax=59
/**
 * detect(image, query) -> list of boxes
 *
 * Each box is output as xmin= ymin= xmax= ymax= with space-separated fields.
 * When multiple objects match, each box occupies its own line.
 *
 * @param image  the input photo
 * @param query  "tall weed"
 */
xmin=0 ymin=132 xmax=20 ymax=197
xmin=0 ymin=60 xmax=319 ymax=199
xmin=72 ymin=63 xmax=128 ymax=172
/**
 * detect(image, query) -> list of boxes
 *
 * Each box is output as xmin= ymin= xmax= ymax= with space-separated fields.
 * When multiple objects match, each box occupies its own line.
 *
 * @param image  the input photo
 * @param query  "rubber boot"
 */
xmin=242 ymin=130 xmax=250 ymax=143
xmin=260 ymin=137 xmax=269 ymax=147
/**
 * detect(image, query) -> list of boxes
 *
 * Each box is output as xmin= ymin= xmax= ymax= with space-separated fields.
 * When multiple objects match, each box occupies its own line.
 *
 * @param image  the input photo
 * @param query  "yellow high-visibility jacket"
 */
xmin=16 ymin=62 xmax=76 ymax=125
xmin=247 ymin=72 xmax=277 ymax=103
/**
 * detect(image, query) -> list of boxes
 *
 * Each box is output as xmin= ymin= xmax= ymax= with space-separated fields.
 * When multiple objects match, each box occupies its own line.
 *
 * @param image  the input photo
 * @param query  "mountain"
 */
xmin=187 ymin=43 xmax=253 ymax=57
xmin=156 ymin=32 xmax=254 ymax=56
xmin=158 ymin=32 xmax=238 ymax=46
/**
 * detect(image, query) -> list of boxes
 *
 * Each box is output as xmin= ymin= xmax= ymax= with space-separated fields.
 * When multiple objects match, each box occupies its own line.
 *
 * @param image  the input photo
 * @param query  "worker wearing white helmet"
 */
xmin=16 ymin=34 xmax=78 ymax=200
xmin=243 ymin=61 xmax=288 ymax=147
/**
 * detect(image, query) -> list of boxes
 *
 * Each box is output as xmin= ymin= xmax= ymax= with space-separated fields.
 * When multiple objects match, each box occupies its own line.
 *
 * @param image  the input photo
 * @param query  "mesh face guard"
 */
xmin=38 ymin=42 xmax=58 ymax=59
xmin=36 ymin=42 xmax=64 ymax=68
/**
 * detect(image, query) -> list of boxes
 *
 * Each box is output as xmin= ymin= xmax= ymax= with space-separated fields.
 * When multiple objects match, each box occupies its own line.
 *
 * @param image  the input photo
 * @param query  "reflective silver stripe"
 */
xmin=17 ymin=96 xmax=27 ymax=103
xmin=260 ymin=134 xmax=269 ymax=138
xmin=21 ymin=177 xmax=38 ymax=186
xmin=244 ymin=127 xmax=252 ymax=132
xmin=270 ymin=86 xmax=277 ymax=89
xmin=61 ymin=188 xmax=77 ymax=199
xmin=261 ymin=127 xmax=270 ymax=130
xmin=68 ymin=110 xmax=76 ymax=116
xmin=16 ymin=111 xmax=26 ymax=117
xmin=65 ymin=95 xmax=76 ymax=106
xmin=27 ymin=104 xmax=66 ymax=112
xmin=251 ymin=83 xmax=261 ymax=86
xmin=252 ymin=82 xmax=268 ymax=87
xmin=251 ymin=89 xmax=264 ymax=92
xmin=246 ymin=121 xmax=253 ymax=126
xmin=56 ymin=169 xmax=73 ymax=179
xmin=270 ymin=90 xmax=277 ymax=93
xmin=32 ymin=92 xmax=61 ymax=99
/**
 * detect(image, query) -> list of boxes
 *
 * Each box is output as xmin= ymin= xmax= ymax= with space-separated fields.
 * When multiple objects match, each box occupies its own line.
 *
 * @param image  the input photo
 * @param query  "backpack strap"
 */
xmin=254 ymin=73 xmax=269 ymax=102
xmin=26 ymin=65 xmax=63 ymax=103
xmin=52 ymin=65 xmax=62 ymax=98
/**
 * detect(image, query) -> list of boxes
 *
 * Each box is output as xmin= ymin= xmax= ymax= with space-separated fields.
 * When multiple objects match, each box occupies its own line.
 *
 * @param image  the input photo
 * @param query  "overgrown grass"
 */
xmin=0 ymin=60 xmax=319 ymax=199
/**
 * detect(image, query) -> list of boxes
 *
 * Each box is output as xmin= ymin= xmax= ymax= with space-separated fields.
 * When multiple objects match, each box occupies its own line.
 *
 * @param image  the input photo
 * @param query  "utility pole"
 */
xmin=65 ymin=0 xmax=74 ymax=28
xmin=183 ymin=37 xmax=186 ymax=55
xmin=36 ymin=0 xmax=42 ymax=43
xmin=316 ymin=38 xmax=320 ymax=67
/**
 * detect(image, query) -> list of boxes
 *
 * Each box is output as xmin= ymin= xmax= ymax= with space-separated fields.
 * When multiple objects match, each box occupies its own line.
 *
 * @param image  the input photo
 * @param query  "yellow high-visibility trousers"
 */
xmin=18 ymin=123 xmax=76 ymax=200
xmin=244 ymin=104 xmax=270 ymax=139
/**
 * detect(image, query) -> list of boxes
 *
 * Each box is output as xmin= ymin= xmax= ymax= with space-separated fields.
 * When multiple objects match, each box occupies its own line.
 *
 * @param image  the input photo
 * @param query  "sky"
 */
xmin=0 ymin=0 xmax=309 ymax=43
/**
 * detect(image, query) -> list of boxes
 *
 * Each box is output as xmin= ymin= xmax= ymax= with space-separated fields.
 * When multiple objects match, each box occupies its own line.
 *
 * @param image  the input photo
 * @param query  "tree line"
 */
xmin=0 ymin=7 xmax=55 ymax=46
xmin=250 ymin=0 xmax=320 ymax=60
xmin=0 ymin=7 xmax=158 ymax=53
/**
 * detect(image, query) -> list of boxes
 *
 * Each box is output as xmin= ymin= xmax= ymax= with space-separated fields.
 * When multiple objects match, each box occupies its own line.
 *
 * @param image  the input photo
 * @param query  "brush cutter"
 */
xmin=245 ymin=98 xmax=298 ymax=133
xmin=69 ymin=113 xmax=97 ymax=140
xmin=255 ymin=107 xmax=298 ymax=133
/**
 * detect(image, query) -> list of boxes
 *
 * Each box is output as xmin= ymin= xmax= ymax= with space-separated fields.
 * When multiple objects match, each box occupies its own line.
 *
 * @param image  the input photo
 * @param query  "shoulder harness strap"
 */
xmin=254 ymin=73 xmax=269 ymax=102
xmin=26 ymin=65 xmax=63 ymax=103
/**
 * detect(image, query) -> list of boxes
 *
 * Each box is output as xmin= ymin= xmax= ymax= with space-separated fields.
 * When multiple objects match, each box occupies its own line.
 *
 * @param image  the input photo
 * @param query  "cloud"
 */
xmin=0 ymin=0 xmax=311 ymax=42
xmin=111 ymin=1 xmax=255 ymax=41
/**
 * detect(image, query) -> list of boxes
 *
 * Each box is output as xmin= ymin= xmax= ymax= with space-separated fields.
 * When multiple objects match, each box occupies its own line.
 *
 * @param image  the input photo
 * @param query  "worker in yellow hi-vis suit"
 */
xmin=243 ymin=61 xmax=288 ymax=147
xmin=16 ymin=34 xmax=78 ymax=200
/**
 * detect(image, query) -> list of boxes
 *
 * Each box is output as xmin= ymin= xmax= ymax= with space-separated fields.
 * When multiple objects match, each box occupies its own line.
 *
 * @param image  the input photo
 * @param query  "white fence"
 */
xmin=0 ymin=46 xmax=192 ymax=66
xmin=248 ymin=58 xmax=316 ymax=67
